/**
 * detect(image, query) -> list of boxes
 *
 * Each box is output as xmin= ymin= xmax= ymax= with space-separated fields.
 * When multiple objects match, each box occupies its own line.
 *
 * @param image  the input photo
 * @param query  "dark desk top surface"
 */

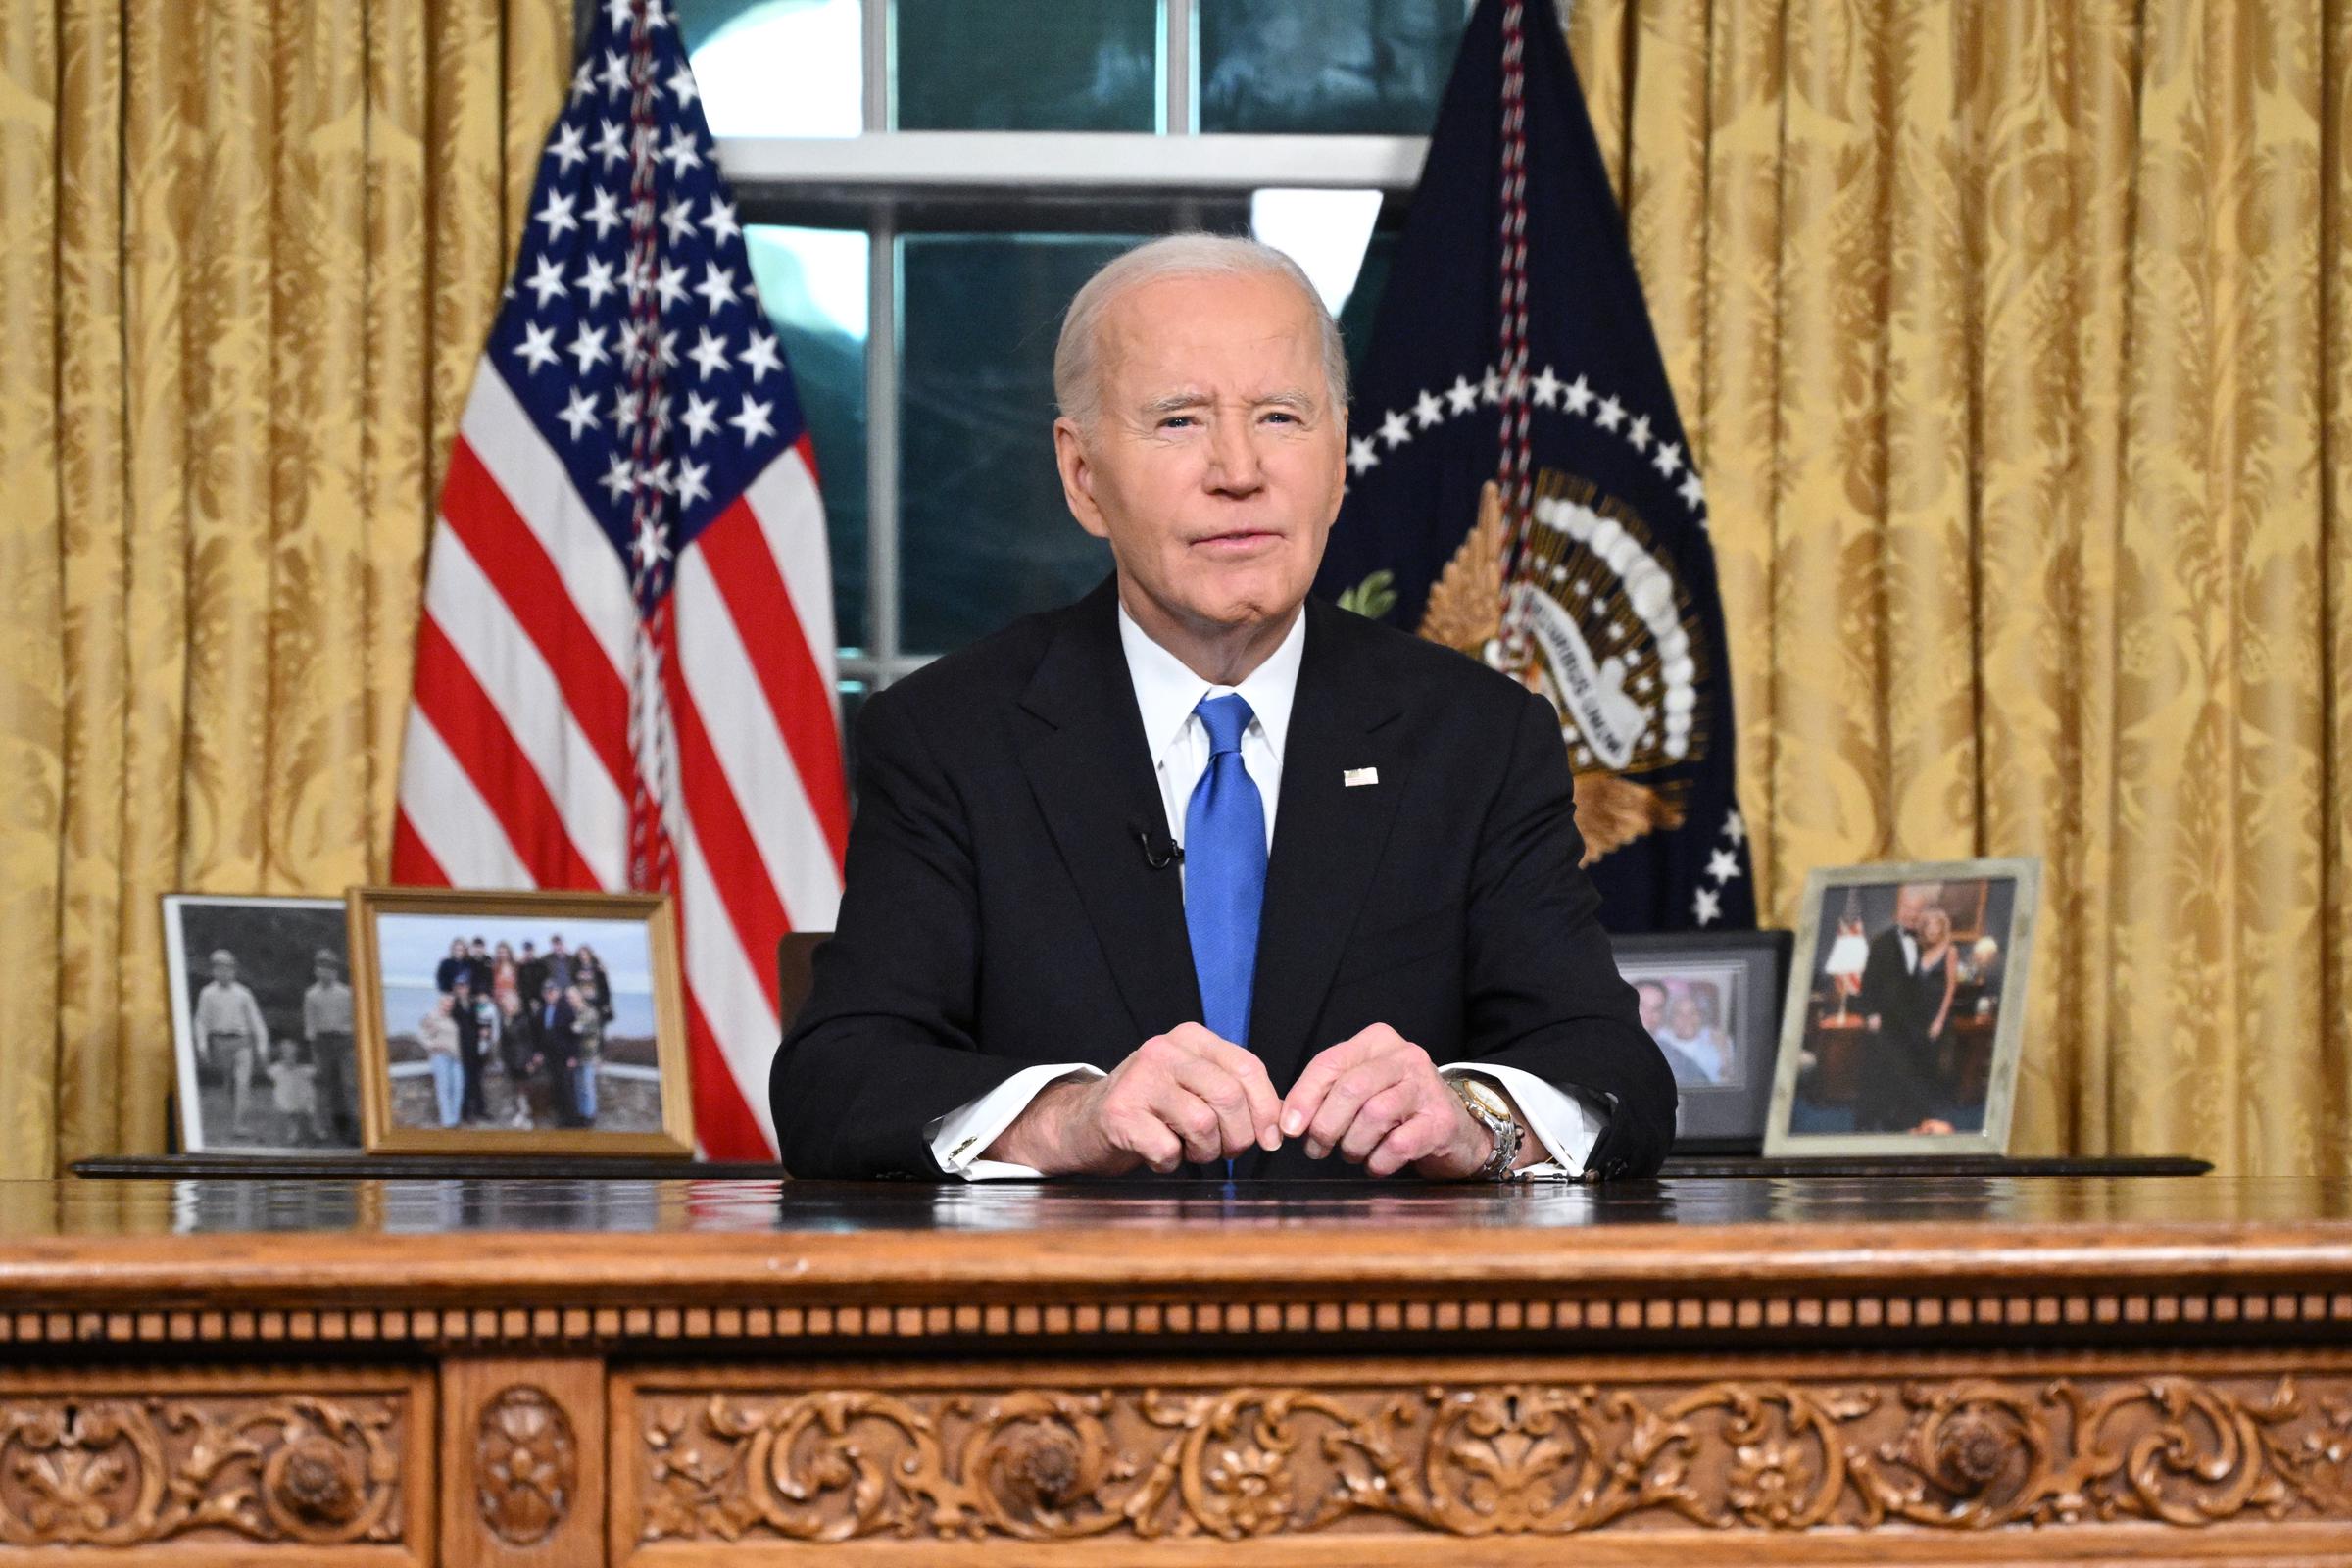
xmin=2 ymin=1173 xmax=2347 ymax=1240
xmin=2 ymin=1177 xmax=2348 ymax=1303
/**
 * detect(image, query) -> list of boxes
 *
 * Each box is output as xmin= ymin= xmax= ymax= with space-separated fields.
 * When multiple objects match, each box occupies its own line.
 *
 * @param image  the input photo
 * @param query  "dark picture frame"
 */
xmin=1609 ymin=929 xmax=1792 ymax=1153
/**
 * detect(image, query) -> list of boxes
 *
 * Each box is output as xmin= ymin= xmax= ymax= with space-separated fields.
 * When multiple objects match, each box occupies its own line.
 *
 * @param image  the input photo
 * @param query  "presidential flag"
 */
xmin=1317 ymin=0 xmax=1753 ymax=931
xmin=391 ymin=0 xmax=847 ymax=1155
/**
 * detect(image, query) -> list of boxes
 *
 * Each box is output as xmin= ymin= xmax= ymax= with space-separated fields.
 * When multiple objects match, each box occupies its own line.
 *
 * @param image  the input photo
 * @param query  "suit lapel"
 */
xmin=1248 ymin=599 xmax=1407 ymax=1085
xmin=1015 ymin=583 xmax=1203 ymax=1042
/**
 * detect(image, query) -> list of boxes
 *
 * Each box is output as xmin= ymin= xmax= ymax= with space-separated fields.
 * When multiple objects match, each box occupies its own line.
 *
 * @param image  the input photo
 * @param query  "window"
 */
xmin=670 ymin=0 xmax=1468 ymax=710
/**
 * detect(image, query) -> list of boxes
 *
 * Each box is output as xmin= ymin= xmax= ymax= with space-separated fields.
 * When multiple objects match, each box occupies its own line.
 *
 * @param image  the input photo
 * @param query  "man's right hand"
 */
xmin=983 ymin=1023 xmax=1283 ymax=1176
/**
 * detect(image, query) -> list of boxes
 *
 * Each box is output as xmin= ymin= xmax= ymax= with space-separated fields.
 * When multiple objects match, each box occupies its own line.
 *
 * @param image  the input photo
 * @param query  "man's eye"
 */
xmin=1158 ymin=416 xmax=1197 ymax=429
xmin=1262 ymin=411 xmax=1299 ymax=424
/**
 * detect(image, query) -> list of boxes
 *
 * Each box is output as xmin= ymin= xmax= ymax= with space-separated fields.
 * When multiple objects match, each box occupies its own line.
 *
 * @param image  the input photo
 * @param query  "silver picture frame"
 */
xmin=1763 ymin=857 xmax=2041 ymax=1157
xmin=163 ymin=893 xmax=361 ymax=1155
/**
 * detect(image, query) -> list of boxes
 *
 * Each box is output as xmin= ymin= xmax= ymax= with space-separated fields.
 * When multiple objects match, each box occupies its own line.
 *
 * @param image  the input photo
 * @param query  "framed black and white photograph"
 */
xmin=1765 ymin=858 xmax=2041 ymax=1157
xmin=1611 ymin=929 xmax=1791 ymax=1152
xmin=347 ymin=886 xmax=694 ymax=1156
xmin=164 ymin=894 xmax=361 ymax=1154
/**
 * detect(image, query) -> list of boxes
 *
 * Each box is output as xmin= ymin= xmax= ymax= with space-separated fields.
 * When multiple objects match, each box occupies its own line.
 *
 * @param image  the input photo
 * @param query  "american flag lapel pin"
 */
xmin=1344 ymin=767 xmax=1379 ymax=788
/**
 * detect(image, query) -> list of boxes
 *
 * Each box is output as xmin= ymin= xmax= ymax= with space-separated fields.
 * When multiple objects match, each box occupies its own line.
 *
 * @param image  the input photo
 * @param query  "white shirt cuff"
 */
xmin=924 ymin=1062 xmax=1105 ymax=1180
xmin=1440 ymin=1061 xmax=1606 ymax=1178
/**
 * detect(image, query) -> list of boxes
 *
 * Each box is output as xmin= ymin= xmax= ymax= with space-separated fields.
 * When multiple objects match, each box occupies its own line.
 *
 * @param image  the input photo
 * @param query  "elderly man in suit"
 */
xmin=772 ymin=233 xmax=1673 ymax=1183
xmin=1855 ymin=882 xmax=1949 ymax=1134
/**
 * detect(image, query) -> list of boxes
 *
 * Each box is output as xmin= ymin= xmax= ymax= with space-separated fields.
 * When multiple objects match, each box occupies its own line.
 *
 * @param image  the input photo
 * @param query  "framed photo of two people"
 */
xmin=1765 ymin=858 xmax=2041 ymax=1157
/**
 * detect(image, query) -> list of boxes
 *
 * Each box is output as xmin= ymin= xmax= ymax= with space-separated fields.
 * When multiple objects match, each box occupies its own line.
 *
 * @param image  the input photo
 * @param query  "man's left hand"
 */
xmin=1279 ymin=1024 xmax=1494 ymax=1179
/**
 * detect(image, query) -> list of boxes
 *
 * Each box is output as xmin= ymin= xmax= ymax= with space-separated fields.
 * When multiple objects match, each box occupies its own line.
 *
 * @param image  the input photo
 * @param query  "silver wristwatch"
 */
xmin=1448 ymin=1076 xmax=1523 ymax=1180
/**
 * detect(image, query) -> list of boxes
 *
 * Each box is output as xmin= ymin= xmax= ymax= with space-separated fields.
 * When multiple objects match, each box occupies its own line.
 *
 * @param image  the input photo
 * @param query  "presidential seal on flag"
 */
xmin=1372 ymin=461 xmax=1709 ymax=867
xmin=1317 ymin=0 xmax=1753 ymax=932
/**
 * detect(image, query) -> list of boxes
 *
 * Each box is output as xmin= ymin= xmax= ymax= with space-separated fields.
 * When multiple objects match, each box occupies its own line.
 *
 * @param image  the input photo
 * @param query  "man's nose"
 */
xmin=1203 ymin=416 xmax=1266 ymax=493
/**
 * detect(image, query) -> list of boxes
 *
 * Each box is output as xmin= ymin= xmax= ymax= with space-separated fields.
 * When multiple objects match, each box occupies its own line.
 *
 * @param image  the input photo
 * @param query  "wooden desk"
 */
xmin=2 ymin=1175 xmax=2349 ymax=1566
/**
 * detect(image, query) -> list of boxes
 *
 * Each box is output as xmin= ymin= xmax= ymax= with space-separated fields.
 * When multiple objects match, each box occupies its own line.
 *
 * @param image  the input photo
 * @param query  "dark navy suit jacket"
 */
xmin=771 ymin=579 xmax=1674 ymax=1181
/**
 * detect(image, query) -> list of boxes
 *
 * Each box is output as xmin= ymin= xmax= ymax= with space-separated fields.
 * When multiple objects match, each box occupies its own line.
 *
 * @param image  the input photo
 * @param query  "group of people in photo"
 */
xmin=416 ymin=933 xmax=614 ymax=1131
xmin=192 ymin=946 xmax=356 ymax=1147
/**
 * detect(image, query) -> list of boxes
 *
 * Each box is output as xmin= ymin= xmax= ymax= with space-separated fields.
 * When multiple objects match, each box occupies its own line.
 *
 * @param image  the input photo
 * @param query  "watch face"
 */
xmin=1457 ymin=1078 xmax=1508 ymax=1120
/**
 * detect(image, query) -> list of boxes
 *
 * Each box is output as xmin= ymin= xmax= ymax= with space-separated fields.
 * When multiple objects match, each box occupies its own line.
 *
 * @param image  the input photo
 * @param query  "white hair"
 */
xmin=1052 ymin=232 xmax=1350 ymax=427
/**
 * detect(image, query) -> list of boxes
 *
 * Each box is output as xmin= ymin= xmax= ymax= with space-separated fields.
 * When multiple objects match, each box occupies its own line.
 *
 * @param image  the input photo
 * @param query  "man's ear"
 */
xmin=1054 ymin=416 xmax=1109 ymax=540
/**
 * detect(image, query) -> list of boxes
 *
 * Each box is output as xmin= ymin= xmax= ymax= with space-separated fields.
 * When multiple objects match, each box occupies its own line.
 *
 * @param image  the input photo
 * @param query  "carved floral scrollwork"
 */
xmin=0 ymin=1395 xmax=403 ymax=1548
xmin=635 ymin=1373 xmax=2352 ymax=1545
xmin=475 ymin=1385 xmax=579 ymax=1546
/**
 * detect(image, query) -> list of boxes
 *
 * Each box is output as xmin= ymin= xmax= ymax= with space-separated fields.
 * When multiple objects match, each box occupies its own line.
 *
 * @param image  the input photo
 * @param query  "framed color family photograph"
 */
xmin=1611 ymin=930 xmax=1790 ymax=1152
xmin=1765 ymin=858 xmax=2041 ymax=1157
xmin=164 ymin=894 xmax=362 ymax=1154
xmin=347 ymin=887 xmax=694 ymax=1156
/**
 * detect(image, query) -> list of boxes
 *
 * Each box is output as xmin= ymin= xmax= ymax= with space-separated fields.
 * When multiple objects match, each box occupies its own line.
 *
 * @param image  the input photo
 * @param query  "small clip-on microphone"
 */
xmin=1133 ymin=823 xmax=1184 ymax=871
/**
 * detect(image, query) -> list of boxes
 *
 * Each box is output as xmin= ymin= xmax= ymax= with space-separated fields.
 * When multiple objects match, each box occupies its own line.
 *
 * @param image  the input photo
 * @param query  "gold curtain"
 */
xmin=1567 ymin=0 xmax=2352 ymax=1173
xmin=0 ymin=0 xmax=568 ymax=1176
xmin=1 ymin=0 xmax=2344 ymax=1179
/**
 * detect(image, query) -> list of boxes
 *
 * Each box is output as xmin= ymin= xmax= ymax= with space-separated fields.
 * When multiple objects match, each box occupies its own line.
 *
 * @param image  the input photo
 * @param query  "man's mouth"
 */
xmin=1193 ymin=528 xmax=1281 ymax=551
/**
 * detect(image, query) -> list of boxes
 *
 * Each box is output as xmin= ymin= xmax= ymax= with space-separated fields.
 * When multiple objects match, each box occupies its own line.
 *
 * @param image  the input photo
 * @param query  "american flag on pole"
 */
xmin=391 ymin=0 xmax=847 ymax=1157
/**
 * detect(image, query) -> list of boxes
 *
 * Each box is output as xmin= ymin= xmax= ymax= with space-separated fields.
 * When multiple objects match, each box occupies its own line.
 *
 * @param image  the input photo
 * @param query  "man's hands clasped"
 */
xmin=984 ymin=1021 xmax=1511 ymax=1179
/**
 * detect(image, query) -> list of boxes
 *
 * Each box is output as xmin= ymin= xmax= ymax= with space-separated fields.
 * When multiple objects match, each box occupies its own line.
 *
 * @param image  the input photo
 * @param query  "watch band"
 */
xmin=1448 ymin=1077 xmax=1523 ymax=1180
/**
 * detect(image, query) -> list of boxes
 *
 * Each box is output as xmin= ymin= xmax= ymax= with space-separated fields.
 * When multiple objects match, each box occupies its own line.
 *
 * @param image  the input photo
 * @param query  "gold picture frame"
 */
xmin=1763 ymin=857 xmax=2041 ymax=1158
xmin=347 ymin=886 xmax=695 ymax=1156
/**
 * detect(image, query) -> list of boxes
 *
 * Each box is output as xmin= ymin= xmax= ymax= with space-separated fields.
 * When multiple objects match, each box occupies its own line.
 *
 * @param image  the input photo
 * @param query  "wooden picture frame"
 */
xmin=1764 ymin=858 xmax=2041 ymax=1157
xmin=347 ymin=886 xmax=695 ymax=1156
xmin=1609 ymin=928 xmax=1792 ymax=1154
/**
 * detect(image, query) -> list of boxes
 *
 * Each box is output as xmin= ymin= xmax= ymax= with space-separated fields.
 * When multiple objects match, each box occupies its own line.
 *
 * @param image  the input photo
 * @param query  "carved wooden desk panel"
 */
xmin=3 ymin=1176 xmax=2350 ymax=1567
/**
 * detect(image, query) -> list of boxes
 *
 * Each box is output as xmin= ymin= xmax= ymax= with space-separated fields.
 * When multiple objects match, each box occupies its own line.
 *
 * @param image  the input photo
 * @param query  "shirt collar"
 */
xmin=1116 ymin=599 xmax=1306 ymax=768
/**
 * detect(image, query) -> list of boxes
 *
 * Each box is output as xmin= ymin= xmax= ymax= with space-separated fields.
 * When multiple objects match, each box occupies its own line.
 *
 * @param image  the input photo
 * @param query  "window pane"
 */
xmin=1336 ymin=230 xmax=1396 ymax=369
xmin=898 ymin=234 xmax=1134 ymax=654
xmin=836 ymin=680 xmax=869 ymax=783
xmin=743 ymin=224 xmax=870 ymax=648
xmin=894 ymin=0 xmax=1158 ymax=131
xmin=679 ymin=0 xmax=863 ymax=137
xmin=1200 ymin=0 xmax=1467 ymax=134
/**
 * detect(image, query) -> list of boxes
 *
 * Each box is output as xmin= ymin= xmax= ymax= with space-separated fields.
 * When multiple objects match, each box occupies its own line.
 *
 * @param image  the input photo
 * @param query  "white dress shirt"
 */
xmin=926 ymin=603 xmax=1606 ymax=1180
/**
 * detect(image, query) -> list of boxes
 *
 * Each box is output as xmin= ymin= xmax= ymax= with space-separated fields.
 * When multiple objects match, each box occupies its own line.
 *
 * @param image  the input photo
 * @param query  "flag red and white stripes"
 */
xmin=392 ymin=1 xmax=845 ymax=1156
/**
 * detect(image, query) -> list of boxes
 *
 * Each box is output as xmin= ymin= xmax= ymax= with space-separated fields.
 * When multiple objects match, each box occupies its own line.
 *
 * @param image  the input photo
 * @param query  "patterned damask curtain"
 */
xmin=1566 ymin=0 xmax=2352 ymax=1172
xmin=0 ymin=0 xmax=2344 ymax=1177
xmin=0 ymin=0 xmax=568 ymax=1176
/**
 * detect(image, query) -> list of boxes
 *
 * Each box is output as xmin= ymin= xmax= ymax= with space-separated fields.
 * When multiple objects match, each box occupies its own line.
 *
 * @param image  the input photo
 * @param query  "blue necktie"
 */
xmin=1184 ymin=694 xmax=1268 ymax=1056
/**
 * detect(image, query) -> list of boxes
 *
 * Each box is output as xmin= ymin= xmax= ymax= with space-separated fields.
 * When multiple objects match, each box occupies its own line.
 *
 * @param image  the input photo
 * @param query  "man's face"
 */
xmin=211 ymin=959 xmax=234 ymax=984
xmin=1669 ymin=997 xmax=1703 ymax=1037
xmin=1892 ymin=885 xmax=1938 ymax=930
xmin=1054 ymin=270 xmax=1346 ymax=642
xmin=1637 ymin=984 xmax=1666 ymax=1032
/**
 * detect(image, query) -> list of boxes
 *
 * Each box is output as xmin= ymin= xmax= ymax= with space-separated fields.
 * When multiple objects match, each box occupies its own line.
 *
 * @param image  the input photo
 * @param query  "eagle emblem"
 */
xmin=1415 ymin=477 xmax=1702 ymax=865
